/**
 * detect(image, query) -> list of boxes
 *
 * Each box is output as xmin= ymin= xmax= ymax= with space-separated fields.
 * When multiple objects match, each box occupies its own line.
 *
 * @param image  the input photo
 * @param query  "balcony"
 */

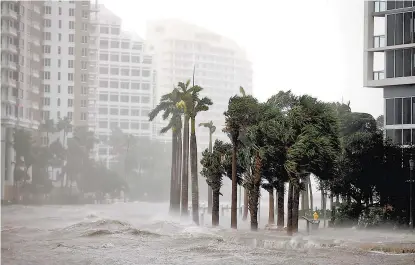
xmin=374 ymin=1 xmax=386 ymax=12
xmin=1 ymin=60 xmax=17 ymax=71
xmin=1 ymin=26 xmax=17 ymax=37
xmin=373 ymin=35 xmax=385 ymax=48
xmin=2 ymin=9 xmax=18 ymax=20
xmin=1 ymin=43 xmax=17 ymax=54
xmin=1 ymin=77 xmax=17 ymax=88
xmin=373 ymin=70 xmax=385 ymax=80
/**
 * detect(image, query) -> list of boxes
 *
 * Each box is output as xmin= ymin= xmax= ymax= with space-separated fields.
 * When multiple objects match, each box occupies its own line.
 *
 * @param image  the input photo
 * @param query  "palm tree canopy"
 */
xmin=199 ymin=121 xmax=216 ymax=134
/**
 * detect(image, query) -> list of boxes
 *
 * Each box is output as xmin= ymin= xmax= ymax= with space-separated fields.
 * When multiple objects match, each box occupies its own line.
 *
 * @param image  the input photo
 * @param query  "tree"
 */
xmin=201 ymin=140 xmax=231 ymax=226
xmin=56 ymin=116 xmax=72 ymax=147
xmin=224 ymin=87 xmax=261 ymax=228
xmin=184 ymin=85 xmax=212 ymax=225
xmin=149 ymin=87 xmax=183 ymax=213
xmin=40 ymin=119 xmax=55 ymax=146
xmin=199 ymin=121 xmax=216 ymax=214
xmin=376 ymin=115 xmax=384 ymax=130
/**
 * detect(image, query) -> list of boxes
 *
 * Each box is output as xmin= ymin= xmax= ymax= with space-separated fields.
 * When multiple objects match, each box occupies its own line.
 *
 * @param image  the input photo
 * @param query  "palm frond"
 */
xmin=239 ymin=86 xmax=246 ymax=97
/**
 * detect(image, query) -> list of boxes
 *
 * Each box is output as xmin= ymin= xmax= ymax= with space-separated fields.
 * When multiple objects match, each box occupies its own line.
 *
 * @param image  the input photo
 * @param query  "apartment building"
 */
xmin=364 ymin=0 xmax=415 ymax=144
xmin=1 ymin=1 xmax=44 ymax=200
xmin=94 ymin=6 xmax=155 ymax=169
xmin=146 ymin=19 xmax=253 ymax=150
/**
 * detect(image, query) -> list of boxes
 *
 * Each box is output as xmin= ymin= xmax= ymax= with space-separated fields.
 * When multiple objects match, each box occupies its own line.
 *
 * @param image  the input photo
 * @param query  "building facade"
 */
xmin=146 ymin=19 xmax=253 ymax=150
xmin=94 ymin=6 xmax=155 ymax=168
xmin=1 ymin=1 xmax=44 ymax=200
xmin=364 ymin=0 xmax=415 ymax=144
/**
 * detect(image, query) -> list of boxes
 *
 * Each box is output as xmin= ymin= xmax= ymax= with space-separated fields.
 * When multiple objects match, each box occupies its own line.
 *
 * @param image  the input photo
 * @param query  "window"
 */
xmin=100 ymin=53 xmax=109 ymax=60
xmin=99 ymin=121 xmax=108 ymax=128
xmin=58 ymin=85 xmax=61 ymax=93
xmin=141 ymin=96 xmax=150 ymax=104
xmin=121 ymin=54 xmax=130 ymax=62
xmin=81 ymin=74 xmax=88 ymax=82
xmin=69 ymin=21 xmax=75 ymax=29
xmin=81 ymin=99 xmax=87 ymax=108
xmin=395 ymin=98 xmax=403 ymax=124
xmin=81 ymin=86 xmax=88 ymax=95
xmin=82 ymin=23 xmax=88 ymax=31
xmin=100 ymin=27 xmax=109 ymax=34
xmin=111 ymin=41 xmax=119 ymax=48
xmin=43 ymin=97 xmax=50 ymax=106
xmin=100 ymin=67 xmax=108 ymax=74
xmin=99 ymin=94 xmax=108 ymax=101
xmin=141 ymin=123 xmax=150 ymax=130
xmin=404 ymin=129 xmax=411 ymax=145
xmin=44 ymin=58 xmax=51 ymax=66
xmin=132 ymin=42 xmax=142 ymax=50
xmin=44 ymin=6 xmax=51 ymax=14
xmin=58 ymin=46 xmax=61 ymax=54
xmin=82 ymin=36 xmax=88 ymax=44
xmin=44 ymin=32 xmax=51 ymax=40
xmin=412 ymin=97 xmax=415 ymax=124
xmin=81 ymin=61 xmax=88 ymax=70
xmin=68 ymin=47 xmax=74 ymax=55
xmin=110 ymin=108 xmax=119 ymax=115
xmin=110 ymin=54 xmax=119 ymax=61
xmin=404 ymin=49 xmax=412 ymax=77
xmin=68 ymin=99 xmax=73 ymax=107
xmin=82 ymin=48 xmax=88 ymax=57
xmin=131 ymin=56 xmax=140 ymax=63
xmin=120 ymin=69 xmax=129 ymax=76
xmin=68 ymin=112 xmax=73 ymax=120
xmin=120 ymin=109 xmax=129 ymax=116
xmin=110 ymin=95 xmax=119 ymax=102
xmin=111 ymin=27 xmax=120 ymax=35
xmin=59 ymin=20 xmax=62 ymax=28
xmin=68 ymin=60 xmax=74 ymax=68
xmin=68 ymin=86 xmax=74 ymax=94
xmin=395 ymin=49 xmax=403 ymax=77
xmin=57 ymin=98 xmax=61 ymax=106
xmin=131 ymin=69 xmax=140 ymax=76
xmin=99 ymin=80 xmax=108 ymax=88
xmin=403 ymin=97 xmax=411 ymax=124
xmin=43 ymin=111 xmax=50 ymax=121
xmin=108 ymin=67 xmax=119 ymax=75
xmin=121 ymin=42 xmax=129 ymax=49
xmin=44 ymin=71 xmax=50 ymax=80
xmin=69 ymin=34 xmax=74 ymax=42
xmin=44 ymin=85 xmax=50 ymax=93
xmin=57 ymin=111 xmax=61 ymax=119
xmin=43 ymin=45 xmax=51 ymax=53
xmin=68 ymin=73 xmax=74 ymax=81
xmin=395 ymin=129 xmax=403 ymax=145
xmin=58 ymin=33 xmax=62 ymax=41
xmin=120 ymin=82 xmax=129 ymax=89
xmin=110 ymin=81 xmax=118 ymax=88
xmin=58 ymin=72 xmax=61 ymax=80
xmin=141 ymin=83 xmax=150 ymax=90
xmin=69 ymin=8 xmax=75 ymax=16
xmin=120 ymin=95 xmax=129 ymax=102
xmin=59 ymin=7 xmax=62 ymax=15
xmin=44 ymin=19 xmax=51 ymax=27
xmin=142 ymin=69 xmax=151 ymax=77
xmin=131 ymin=122 xmax=140 ymax=129
xmin=141 ymin=109 xmax=150 ymax=117
xmin=110 ymin=121 xmax=118 ymax=129
xmin=81 ymin=112 xmax=87 ymax=121
xmin=58 ymin=59 xmax=61 ymax=67
xmin=131 ymin=83 xmax=140 ymax=90
xmin=99 ymin=108 xmax=108 ymax=115
xmin=120 ymin=122 xmax=129 ymax=129
xmin=131 ymin=96 xmax=139 ymax=102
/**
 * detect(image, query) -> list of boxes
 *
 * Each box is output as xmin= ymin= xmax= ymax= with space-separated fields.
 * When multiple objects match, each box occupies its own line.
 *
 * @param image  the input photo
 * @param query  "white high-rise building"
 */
xmin=146 ymin=19 xmax=253 ymax=151
xmin=94 ymin=6 xmax=155 ymax=168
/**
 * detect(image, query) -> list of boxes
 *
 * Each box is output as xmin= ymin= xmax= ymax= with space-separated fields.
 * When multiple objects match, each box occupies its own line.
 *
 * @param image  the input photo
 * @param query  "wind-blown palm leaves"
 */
xmin=199 ymin=121 xmax=216 ymax=214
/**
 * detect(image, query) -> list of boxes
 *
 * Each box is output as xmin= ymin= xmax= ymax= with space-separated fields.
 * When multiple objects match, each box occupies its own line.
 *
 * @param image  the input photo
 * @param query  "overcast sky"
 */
xmin=100 ymin=0 xmax=382 ymax=118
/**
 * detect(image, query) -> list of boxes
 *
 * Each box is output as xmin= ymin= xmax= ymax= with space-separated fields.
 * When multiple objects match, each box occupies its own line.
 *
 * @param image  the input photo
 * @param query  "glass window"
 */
xmin=396 ymin=0 xmax=404 ymax=9
xmin=99 ymin=108 xmax=108 ymax=114
xmin=110 ymin=94 xmax=119 ymax=102
xmin=99 ymin=121 xmax=108 ymax=128
xmin=387 ymin=14 xmax=395 ymax=46
xmin=99 ymin=94 xmax=108 ymax=101
xmin=121 ymin=42 xmax=129 ymax=49
xmin=395 ymin=129 xmax=402 ymax=145
xmin=395 ymin=13 xmax=403 ymax=45
xmin=120 ymin=109 xmax=129 ymax=115
xmin=404 ymin=12 xmax=412 ymax=44
xmin=99 ymin=80 xmax=108 ymax=88
xmin=120 ymin=95 xmax=129 ymax=102
xmin=131 ymin=122 xmax=140 ymax=129
xmin=386 ymin=98 xmax=394 ymax=125
xmin=111 ymin=27 xmax=120 ymax=35
xmin=120 ymin=122 xmax=129 ymax=129
xmin=110 ymin=54 xmax=119 ymax=61
xmin=395 ymin=49 xmax=404 ymax=77
xmin=110 ymin=68 xmax=119 ymax=75
xmin=404 ymin=49 xmax=412 ymax=77
xmin=412 ymin=129 xmax=415 ymax=144
xmin=110 ymin=81 xmax=118 ymax=88
xmin=141 ymin=123 xmax=150 ymax=130
xmin=131 ymin=83 xmax=140 ymax=90
xmin=404 ymin=1 xmax=412 ymax=7
xmin=100 ymin=53 xmax=109 ymax=61
xmin=121 ymin=54 xmax=130 ymax=62
xmin=131 ymin=69 xmax=140 ymax=76
xmin=142 ymin=83 xmax=150 ymax=90
xmin=111 ymin=41 xmax=119 ymax=48
xmin=141 ymin=96 xmax=150 ymax=104
xmin=131 ymin=109 xmax=140 ymax=116
xmin=121 ymin=69 xmax=129 ymax=76
xmin=403 ymin=97 xmax=412 ymax=124
xmin=120 ymin=82 xmax=129 ymax=89
xmin=100 ymin=67 xmax=108 ymax=74
xmin=404 ymin=129 xmax=411 ymax=145
xmin=395 ymin=98 xmax=403 ymax=124
xmin=110 ymin=108 xmax=118 ymax=115
xmin=100 ymin=40 xmax=109 ymax=48
xmin=131 ymin=56 xmax=140 ymax=63
xmin=412 ymin=97 xmax=415 ymax=124
xmin=142 ymin=69 xmax=150 ymax=77
xmin=131 ymin=96 xmax=139 ymax=102
xmin=386 ymin=50 xmax=395 ymax=78
xmin=110 ymin=121 xmax=118 ymax=129
xmin=100 ymin=27 xmax=109 ymax=34
xmin=387 ymin=1 xmax=395 ymax=10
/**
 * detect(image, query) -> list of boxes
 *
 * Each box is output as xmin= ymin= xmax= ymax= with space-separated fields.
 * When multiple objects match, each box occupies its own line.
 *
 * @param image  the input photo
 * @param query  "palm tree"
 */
xmin=40 ymin=119 xmax=55 ymax=146
xmin=56 ymin=116 xmax=72 ymax=148
xmin=199 ymin=121 xmax=216 ymax=214
xmin=149 ymin=88 xmax=183 ymax=213
xmin=186 ymin=85 xmax=212 ymax=225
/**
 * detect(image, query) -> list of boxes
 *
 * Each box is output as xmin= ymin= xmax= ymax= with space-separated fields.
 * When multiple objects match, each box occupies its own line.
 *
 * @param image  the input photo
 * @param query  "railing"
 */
xmin=374 ymin=0 xmax=386 ymax=12
xmin=1 ymin=26 xmax=17 ymax=36
xmin=373 ymin=35 xmax=385 ymax=48
xmin=373 ymin=70 xmax=385 ymax=80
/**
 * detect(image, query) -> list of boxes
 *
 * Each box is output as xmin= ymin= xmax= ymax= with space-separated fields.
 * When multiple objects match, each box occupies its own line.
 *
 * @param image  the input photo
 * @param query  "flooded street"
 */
xmin=2 ymin=202 xmax=415 ymax=265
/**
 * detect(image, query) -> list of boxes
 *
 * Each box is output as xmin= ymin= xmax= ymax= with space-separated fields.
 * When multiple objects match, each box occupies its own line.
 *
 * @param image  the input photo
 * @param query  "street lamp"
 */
xmin=409 ymin=159 xmax=414 ymax=230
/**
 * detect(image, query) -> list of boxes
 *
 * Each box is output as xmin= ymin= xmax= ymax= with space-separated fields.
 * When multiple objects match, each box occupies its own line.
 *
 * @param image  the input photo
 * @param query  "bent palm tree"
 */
xmin=199 ymin=121 xmax=216 ymax=214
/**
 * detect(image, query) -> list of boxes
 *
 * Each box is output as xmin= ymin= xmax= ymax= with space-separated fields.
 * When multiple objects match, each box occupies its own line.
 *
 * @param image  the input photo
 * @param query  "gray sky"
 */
xmin=100 ymin=0 xmax=382 ymax=118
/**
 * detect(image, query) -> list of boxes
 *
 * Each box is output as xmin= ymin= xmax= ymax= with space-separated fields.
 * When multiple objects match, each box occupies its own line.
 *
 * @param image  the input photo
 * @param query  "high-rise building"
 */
xmin=147 ymin=19 xmax=253 ymax=151
xmin=364 ymin=0 xmax=415 ymax=144
xmin=1 ymin=1 xmax=44 ymax=200
xmin=93 ymin=6 xmax=155 ymax=169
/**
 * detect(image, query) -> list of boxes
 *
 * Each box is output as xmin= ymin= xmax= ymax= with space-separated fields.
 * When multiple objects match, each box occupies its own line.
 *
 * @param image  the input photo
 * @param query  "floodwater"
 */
xmin=2 ymin=202 xmax=415 ymax=265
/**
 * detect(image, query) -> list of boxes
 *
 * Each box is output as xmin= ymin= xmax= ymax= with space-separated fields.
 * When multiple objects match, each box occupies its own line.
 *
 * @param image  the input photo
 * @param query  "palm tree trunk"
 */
xmin=249 ymin=152 xmax=262 ymax=231
xmin=231 ymin=141 xmax=238 ymax=229
xmin=243 ymin=187 xmax=248 ymax=221
xmin=277 ymin=184 xmax=285 ymax=228
xmin=169 ymin=130 xmax=177 ymax=213
xmin=212 ymin=189 xmax=220 ymax=226
xmin=287 ymin=182 xmax=294 ymax=236
xmin=292 ymin=182 xmax=300 ymax=233
xmin=268 ymin=188 xmax=275 ymax=225
xmin=175 ymin=128 xmax=182 ymax=212
xmin=207 ymin=131 xmax=213 ymax=214
xmin=190 ymin=117 xmax=199 ymax=225
xmin=308 ymin=176 xmax=314 ymax=211
xmin=181 ymin=116 xmax=190 ymax=216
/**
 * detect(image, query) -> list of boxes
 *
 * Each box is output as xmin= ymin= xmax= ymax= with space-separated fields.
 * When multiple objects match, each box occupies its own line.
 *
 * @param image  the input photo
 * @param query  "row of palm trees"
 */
xmin=149 ymin=80 xmax=212 ymax=224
